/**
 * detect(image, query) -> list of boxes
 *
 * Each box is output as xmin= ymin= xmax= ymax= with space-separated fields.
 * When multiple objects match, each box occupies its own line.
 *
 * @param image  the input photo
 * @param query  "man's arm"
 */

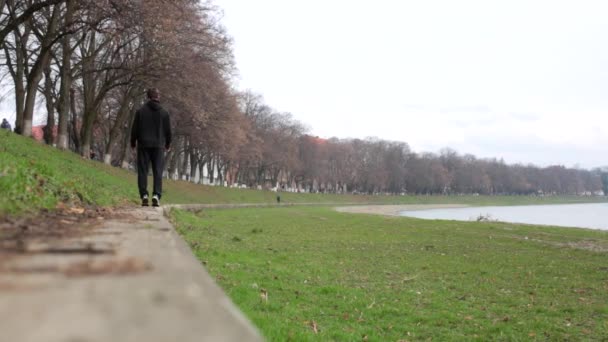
xmin=163 ymin=112 xmax=172 ymax=149
xmin=130 ymin=110 xmax=139 ymax=148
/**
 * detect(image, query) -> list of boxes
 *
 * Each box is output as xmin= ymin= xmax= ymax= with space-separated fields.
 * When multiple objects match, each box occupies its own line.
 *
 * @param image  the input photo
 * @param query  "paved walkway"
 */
xmin=0 ymin=206 xmax=263 ymax=342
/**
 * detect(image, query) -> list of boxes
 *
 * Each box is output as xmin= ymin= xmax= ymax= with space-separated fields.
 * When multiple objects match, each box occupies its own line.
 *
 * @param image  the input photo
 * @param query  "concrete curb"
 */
xmin=0 ymin=207 xmax=264 ymax=342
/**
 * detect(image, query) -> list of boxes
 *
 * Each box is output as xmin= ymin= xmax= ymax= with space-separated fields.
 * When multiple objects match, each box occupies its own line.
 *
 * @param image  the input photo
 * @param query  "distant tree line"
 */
xmin=1 ymin=1 xmax=605 ymax=196
xmin=293 ymin=140 xmax=604 ymax=195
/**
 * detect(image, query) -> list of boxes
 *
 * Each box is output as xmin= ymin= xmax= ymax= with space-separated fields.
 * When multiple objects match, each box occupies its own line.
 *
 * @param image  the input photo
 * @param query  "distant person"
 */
xmin=1 ymin=118 xmax=11 ymax=131
xmin=131 ymin=88 xmax=172 ymax=207
xmin=276 ymin=195 xmax=281 ymax=204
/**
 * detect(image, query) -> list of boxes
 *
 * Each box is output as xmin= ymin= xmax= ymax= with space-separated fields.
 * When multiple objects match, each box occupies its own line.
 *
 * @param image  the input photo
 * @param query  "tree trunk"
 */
xmin=166 ymin=136 xmax=180 ymax=179
xmin=199 ymin=156 xmax=208 ymax=184
xmin=21 ymin=4 xmax=60 ymax=138
xmin=79 ymin=30 xmax=97 ymax=157
xmin=164 ymin=149 xmax=174 ymax=178
xmin=189 ymin=150 xmax=198 ymax=183
xmin=80 ymin=105 xmax=98 ymax=158
xmin=180 ymin=138 xmax=189 ymax=180
xmin=69 ymin=88 xmax=80 ymax=151
xmin=56 ymin=0 xmax=73 ymax=149
xmin=104 ymin=87 xmax=136 ymax=164
xmin=43 ymin=64 xmax=55 ymax=144
xmin=257 ymin=167 xmax=264 ymax=186
xmin=216 ymin=156 xmax=224 ymax=186
xmin=118 ymin=107 xmax=137 ymax=168
xmin=4 ymin=9 xmax=31 ymax=134
xmin=207 ymin=154 xmax=215 ymax=184
xmin=14 ymin=74 xmax=25 ymax=133
xmin=13 ymin=31 xmax=26 ymax=133
xmin=21 ymin=71 xmax=44 ymax=137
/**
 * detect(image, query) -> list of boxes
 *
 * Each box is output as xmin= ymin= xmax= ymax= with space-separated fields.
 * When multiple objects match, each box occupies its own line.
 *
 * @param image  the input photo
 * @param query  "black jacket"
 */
xmin=131 ymin=100 xmax=172 ymax=149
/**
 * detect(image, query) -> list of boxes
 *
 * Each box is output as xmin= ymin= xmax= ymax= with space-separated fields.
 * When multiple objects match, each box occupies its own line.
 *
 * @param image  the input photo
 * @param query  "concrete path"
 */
xmin=0 ymin=206 xmax=263 ymax=342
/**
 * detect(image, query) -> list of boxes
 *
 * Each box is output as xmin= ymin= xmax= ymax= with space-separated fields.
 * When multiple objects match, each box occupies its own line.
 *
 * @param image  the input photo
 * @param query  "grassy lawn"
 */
xmin=172 ymin=206 xmax=608 ymax=341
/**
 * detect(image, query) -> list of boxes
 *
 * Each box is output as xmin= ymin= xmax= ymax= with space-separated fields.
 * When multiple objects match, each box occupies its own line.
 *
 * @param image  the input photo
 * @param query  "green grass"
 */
xmin=1 ymin=131 xmax=607 ymax=216
xmin=172 ymin=207 xmax=608 ymax=341
xmin=0 ymin=130 xmax=135 ymax=214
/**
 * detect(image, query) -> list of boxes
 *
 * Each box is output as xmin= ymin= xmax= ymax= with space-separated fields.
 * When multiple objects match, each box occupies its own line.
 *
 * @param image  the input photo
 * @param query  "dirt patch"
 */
xmin=0 ymin=206 xmax=131 ymax=271
xmin=0 ymin=206 xmax=153 ymax=289
xmin=5 ymin=256 xmax=151 ymax=278
xmin=335 ymin=204 xmax=469 ymax=216
xmin=63 ymin=257 xmax=152 ymax=277
xmin=558 ymin=240 xmax=608 ymax=253
xmin=510 ymin=235 xmax=608 ymax=253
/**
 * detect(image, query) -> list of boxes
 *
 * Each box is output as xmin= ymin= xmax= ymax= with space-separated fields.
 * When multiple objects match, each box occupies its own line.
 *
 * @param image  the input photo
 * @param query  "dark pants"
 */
xmin=137 ymin=147 xmax=164 ymax=199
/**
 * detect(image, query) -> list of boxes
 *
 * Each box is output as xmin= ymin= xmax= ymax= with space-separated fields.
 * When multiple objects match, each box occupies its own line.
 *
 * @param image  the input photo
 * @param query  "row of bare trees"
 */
xmin=294 ymin=140 xmax=604 ymax=195
xmin=1 ymin=0 xmax=235 ymax=164
xmin=1 ymin=0 xmax=604 ymax=196
xmin=171 ymin=91 xmax=604 ymax=196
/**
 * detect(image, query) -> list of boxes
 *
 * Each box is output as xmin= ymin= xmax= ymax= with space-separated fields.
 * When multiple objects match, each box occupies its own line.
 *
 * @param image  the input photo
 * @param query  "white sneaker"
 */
xmin=152 ymin=194 xmax=160 ymax=207
xmin=141 ymin=194 xmax=149 ymax=207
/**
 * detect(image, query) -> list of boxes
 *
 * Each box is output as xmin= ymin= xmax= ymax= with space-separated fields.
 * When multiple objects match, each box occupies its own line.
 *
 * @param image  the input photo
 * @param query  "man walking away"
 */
xmin=131 ymin=88 xmax=172 ymax=207
xmin=1 ymin=118 xmax=11 ymax=131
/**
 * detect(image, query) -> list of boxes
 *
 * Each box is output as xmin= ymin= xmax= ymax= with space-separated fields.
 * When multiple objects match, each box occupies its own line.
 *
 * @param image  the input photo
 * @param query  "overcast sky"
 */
xmin=2 ymin=1 xmax=606 ymax=168
xmin=213 ymin=0 xmax=608 ymax=169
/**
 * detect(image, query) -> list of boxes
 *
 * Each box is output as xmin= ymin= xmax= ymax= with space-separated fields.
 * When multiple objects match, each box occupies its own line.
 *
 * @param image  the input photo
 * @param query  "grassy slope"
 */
xmin=1 ymin=131 xmax=607 ymax=216
xmin=172 ymin=207 xmax=608 ymax=341
xmin=0 ymin=130 xmax=135 ymax=214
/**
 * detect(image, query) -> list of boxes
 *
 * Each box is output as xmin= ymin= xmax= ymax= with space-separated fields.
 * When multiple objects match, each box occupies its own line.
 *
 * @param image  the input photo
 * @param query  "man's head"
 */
xmin=147 ymin=88 xmax=160 ymax=101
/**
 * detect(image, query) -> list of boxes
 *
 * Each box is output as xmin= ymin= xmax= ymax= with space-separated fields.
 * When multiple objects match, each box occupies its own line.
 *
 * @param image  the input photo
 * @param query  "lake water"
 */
xmin=400 ymin=203 xmax=608 ymax=230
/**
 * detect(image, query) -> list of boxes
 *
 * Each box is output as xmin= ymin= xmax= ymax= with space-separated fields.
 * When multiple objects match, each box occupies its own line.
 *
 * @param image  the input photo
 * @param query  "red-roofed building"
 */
xmin=31 ymin=125 xmax=58 ymax=143
xmin=304 ymin=135 xmax=328 ymax=145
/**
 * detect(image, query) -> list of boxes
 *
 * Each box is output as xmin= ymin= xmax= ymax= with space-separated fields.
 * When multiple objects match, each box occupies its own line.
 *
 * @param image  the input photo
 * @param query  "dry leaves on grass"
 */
xmin=55 ymin=202 xmax=81 ymax=212
xmin=65 ymin=207 xmax=85 ymax=215
xmin=260 ymin=288 xmax=268 ymax=303
xmin=309 ymin=320 xmax=319 ymax=334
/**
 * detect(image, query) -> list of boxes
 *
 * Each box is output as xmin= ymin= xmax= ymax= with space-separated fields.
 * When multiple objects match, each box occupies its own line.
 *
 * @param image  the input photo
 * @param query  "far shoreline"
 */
xmin=334 ymin=204 xmax=469 ymax=216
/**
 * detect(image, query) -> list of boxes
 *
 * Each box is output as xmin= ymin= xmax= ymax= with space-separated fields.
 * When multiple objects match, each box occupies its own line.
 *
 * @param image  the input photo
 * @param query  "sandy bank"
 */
xmin=335 ymin=204 xmax=469 ymax=216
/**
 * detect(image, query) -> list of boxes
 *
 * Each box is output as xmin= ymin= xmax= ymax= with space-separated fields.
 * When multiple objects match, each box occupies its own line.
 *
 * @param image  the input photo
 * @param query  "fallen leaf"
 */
xmin=310 ymin=320 xmax=318 ymax=334
xmin=66 ymin=207 xmax=85 ymax=215
xmin=260 ymin=288 xmax=268 ymax=303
